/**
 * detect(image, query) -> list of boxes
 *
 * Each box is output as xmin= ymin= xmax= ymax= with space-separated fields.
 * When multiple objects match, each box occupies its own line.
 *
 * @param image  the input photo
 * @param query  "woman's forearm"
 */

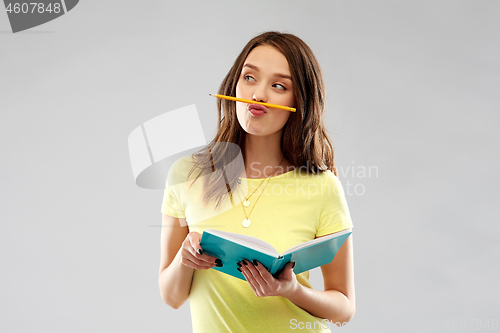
xmin=158 ymin=248 xmax=195 ymax=309
xmin=286 ymin=285 xmax=355 ymax=324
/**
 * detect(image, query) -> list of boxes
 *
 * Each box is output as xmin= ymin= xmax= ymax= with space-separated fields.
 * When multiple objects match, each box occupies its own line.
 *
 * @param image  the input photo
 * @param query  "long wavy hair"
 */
xmin=187 ymin=31 xmax=338 ymax=208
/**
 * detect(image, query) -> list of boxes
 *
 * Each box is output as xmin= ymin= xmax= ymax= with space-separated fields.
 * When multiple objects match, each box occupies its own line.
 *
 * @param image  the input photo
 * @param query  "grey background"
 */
xmin=1 ymin=1 xmax=499 ymax=332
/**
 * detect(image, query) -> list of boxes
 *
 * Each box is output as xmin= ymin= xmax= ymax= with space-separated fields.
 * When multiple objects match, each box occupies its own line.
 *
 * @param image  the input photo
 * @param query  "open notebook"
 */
xmin=200 ymin=228 xmax=352 ymax=280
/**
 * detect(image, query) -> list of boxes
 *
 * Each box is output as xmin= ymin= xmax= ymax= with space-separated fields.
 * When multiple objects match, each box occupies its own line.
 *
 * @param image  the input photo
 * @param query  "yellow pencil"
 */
xmin=209 ymin=94 xmax=296 ymax=112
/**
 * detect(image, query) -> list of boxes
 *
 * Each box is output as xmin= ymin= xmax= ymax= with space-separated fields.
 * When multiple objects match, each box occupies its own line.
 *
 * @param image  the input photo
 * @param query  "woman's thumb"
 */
xmin=284 ymin=261 xmax=296 ymax=276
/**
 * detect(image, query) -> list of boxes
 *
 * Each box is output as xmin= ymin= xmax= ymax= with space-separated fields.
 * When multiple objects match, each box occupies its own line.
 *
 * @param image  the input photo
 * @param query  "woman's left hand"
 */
xmin=238 ymin=259 xmax=299 ymax=298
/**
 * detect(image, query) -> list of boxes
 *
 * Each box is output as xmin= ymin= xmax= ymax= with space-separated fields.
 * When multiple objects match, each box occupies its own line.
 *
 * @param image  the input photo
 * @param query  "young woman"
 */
xmin=159 ymin=31 xmax=355 ymax=332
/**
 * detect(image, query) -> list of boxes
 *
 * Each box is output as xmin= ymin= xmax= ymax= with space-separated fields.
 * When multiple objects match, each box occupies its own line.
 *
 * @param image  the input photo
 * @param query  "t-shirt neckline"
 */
xmin=239 ymin=168 xmax=296 ymax=180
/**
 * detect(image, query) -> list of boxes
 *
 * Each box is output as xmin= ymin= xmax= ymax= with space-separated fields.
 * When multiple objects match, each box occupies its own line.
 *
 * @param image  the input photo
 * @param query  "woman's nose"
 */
xmin=252 ymin=84 xmax=267 ymax=103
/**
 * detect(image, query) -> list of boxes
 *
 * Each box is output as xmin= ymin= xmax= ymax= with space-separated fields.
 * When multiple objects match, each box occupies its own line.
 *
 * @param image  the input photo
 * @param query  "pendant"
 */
xmin=243 ymin=199 xmax=250 ymax=207
xmin=242 ymin=219 xmax=251 ymax=228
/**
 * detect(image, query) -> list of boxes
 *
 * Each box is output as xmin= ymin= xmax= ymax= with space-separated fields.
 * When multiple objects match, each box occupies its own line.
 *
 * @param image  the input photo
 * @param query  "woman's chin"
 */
xmin=241 ymin=122 xmax=265 ymax=135
xmin=245 ymin=129 xmax=265 ymax=136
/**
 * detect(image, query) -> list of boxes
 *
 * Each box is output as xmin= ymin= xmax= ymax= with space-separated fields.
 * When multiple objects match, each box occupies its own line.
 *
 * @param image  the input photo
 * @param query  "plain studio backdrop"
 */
xmin=1 ymin=1 xmax=499 ymax=332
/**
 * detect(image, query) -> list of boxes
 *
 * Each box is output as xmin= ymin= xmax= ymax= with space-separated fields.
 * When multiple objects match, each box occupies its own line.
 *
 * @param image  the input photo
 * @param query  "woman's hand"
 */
xmin=237 ymin=260 xmax=300 ymax=298
xmin=179 ymin=232 xmax=222 ymax=270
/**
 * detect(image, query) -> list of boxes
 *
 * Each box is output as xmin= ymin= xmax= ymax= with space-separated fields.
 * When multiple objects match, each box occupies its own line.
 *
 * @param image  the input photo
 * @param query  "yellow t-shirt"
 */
xmin=161 ymin=156 xmax=353 ymax=333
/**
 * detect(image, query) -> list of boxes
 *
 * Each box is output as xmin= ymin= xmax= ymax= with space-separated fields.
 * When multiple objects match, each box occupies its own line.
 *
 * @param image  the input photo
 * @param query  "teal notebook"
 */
xmin=199 ymin=228 xmax=352 ymax=281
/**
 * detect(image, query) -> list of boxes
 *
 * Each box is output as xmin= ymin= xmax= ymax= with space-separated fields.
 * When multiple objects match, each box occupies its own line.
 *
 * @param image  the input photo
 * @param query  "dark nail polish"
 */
xmin=242 ymin=260 xmax=248 ymax=265
xmin=237 ymin=262 xmax=242 ymax=267
xmin=237 ymin=267 xmax=241 ymax=272
xmin=292 ymin=262 xmax=296 ymax=268
xmin=252 ymin=260 xmax=258 ymax=266
xmin=197 ymin=249 xmax=203 ymax=255
xmin=215 ymin=259 xmax=222 ymax=267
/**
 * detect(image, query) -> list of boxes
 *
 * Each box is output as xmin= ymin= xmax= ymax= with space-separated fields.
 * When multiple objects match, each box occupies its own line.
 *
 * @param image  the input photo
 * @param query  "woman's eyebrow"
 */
xmin=243 ymin=63 xmax=292 ymax=81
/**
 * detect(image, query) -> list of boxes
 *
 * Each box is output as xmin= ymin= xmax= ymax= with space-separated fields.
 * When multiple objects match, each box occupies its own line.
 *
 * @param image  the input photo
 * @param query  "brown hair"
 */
xmin=187 ymin=31 xmax=338 ymax=207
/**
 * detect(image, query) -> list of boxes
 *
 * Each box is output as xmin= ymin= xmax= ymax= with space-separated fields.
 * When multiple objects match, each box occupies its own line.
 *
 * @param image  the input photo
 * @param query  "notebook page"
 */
xmin=205 ymin=229 xmax=279 ymax=257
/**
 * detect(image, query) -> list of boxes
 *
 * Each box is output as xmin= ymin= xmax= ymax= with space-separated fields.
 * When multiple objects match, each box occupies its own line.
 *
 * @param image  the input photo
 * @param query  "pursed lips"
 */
xmin=248 ymin=104 xmax=267 ymax=113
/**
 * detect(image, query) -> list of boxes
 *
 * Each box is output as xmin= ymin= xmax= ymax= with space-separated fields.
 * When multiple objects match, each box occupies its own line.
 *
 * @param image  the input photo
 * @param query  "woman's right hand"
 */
xmin=180 ymin=231 xmax=222 ymax=269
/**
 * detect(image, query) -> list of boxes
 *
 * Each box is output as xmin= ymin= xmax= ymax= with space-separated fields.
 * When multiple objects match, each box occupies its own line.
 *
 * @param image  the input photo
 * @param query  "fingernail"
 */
xmin=237 ymin=267 xmax=241 ymax=272
xmin=252 ymin=260 xmax=258 ymax=266
xmin=237 ymin=262 xmax=242 ymax=267
xmin=292 ymin=262 xmax=296 ymax=268
xmin=197 ymin=249 xmax=203 ymax=255
xmin=242 ymin=260 xmax=248 ymax=265
xmin=215 ymin=259 xmax=223 ymax=267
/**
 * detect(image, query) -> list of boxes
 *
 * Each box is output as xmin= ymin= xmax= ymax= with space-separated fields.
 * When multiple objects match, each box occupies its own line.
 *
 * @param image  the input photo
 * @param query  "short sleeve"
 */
xmin=316 ymin=171 xmax=353 ymax=237
xmin=160 ymin=158 xmax=187 ymax=218
xmin=161 ymin=184 xmax=186 ymax=218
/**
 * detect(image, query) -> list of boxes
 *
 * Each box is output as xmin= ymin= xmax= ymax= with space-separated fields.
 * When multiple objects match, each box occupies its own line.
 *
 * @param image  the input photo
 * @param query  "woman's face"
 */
xmin=235 ymin=45 xmax=295 ymax=138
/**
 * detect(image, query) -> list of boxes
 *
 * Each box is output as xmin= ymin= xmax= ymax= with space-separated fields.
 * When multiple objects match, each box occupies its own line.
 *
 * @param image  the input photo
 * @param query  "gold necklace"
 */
xmin=242 ymin=178 xmax=266 ymax=207
xmin=240 ymin=178 xmax=271 ymax=228
xmin=239 ymin=157 xmax=284 ymax=228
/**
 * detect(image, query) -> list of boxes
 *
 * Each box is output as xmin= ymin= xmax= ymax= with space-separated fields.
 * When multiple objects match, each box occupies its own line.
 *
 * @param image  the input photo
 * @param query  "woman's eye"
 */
xmin=243 ymin=75 xmax=286 ymax=90
xmin=244 ymin=75 xmax=255 ymax=82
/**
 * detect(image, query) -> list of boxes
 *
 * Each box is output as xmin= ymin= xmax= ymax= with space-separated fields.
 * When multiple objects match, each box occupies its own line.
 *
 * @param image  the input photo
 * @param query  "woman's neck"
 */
xmin=242 ymin=132 xmax=289 ymax=179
